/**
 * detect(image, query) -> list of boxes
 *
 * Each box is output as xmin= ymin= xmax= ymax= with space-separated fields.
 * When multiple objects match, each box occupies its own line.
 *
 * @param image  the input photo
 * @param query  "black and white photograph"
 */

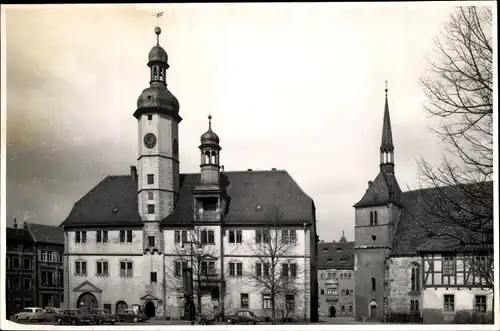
xmin=0 ymin=2 xmax=496 ymax=328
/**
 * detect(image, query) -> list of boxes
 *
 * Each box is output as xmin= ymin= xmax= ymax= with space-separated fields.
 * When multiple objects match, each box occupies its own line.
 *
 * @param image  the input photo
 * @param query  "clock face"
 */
xmin=144 ymin=133 xmax=157 ymax=149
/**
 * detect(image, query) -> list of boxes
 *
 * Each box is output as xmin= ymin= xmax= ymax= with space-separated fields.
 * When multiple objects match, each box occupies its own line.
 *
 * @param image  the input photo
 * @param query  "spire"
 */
xmin=339 ymin=231 xmax=347 ymax=243
xmin=380 ymin=81 xmax=395 ymax=173
xmin=380 ymin=81 xmax=394 ymax=153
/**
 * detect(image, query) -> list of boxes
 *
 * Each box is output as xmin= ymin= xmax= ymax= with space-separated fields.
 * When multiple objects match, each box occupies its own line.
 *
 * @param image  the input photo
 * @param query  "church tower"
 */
xmin=134 ymin=26 xmax=182 ymax=250
xmin=353 ymin=84 xmax=402 ymax=321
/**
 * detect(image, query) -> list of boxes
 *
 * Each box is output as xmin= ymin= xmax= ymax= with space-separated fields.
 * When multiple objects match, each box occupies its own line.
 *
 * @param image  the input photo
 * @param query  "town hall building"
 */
xmin=60 ymin=26 xmax=319 ymax=322
xmin=354 ymin=87 xmax=493 ymax=323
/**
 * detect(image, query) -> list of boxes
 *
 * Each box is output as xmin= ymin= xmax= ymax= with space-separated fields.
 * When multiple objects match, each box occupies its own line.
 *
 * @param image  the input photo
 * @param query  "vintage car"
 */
xmin=116 ymin=308 xmax=146 ymax=323
xmin=90 ymin=309 xmax=116 ymax=325
xmin=225 ymin=309 xmax=261 ymax=324
xmin=14 ymin=307 xmax=45 ymax=322
xmin=57 ymin=309 xmax=93 ymax=325
xmin=39 ymin=307 xmax=64 ymax=322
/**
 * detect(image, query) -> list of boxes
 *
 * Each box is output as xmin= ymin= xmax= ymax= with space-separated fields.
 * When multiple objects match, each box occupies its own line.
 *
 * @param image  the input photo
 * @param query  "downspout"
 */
xmin=162 ymin=232 xmax=167 ymax=320
xmin=219 ymin=223 xmax=225 ymax=320
xmin=303 ymin=223 xmax=307 ymax=323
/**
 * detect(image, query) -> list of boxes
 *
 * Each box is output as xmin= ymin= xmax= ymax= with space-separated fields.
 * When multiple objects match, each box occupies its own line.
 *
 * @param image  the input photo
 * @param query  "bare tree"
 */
xmin=164 ymin=229 xmax=235 ymax=320
xmin=415 ymin=5 xmax=493 ymax=287
xmin=244 ymin=206 xmax=304 ymax=324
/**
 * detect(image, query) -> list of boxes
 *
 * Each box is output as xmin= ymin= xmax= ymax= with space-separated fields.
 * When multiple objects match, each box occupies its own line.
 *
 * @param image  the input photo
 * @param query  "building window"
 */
xmin=123 ymin=230 xmax=132 ymax=242
xmin=290 ymin=230 xmax=297 ymax=243
xmin=47 ymin=251 xmax=54 ymax=262
xmin=120 ymin=231 xmax=126 ymax=242
xmin=75 ymin=261 xmax=87 ymax=275
xmin=23 ymin=277 xmax=32 ymax=289
xmin=256 ymin=263 xmax=262 ymax=276
xmin=286 ymin=294 xmax=295 ymax=311
xmin=96 ymin=261 xmax=109 ymax=276
xmin=148 ymin=236 xmax=155 ymax=247
xmin=443 ymin=256 xmax=455 ymax=275
xmin=23 ymin=258 xmax=31 ymax=270
xmin=148 ymin=204 xmax=155 ymax=214
xmin=255 ymin=230 xmax=270 ymax=244
xmin=40 ymin=250 xmax=47 ymax=262
xmin=120 ymin=261 xmax=133 ymax=277
xmin=282 ymin=263 xmax=289 ymax=277
xmin=147 ymin=174 xmax=154 ymax=185
xmin=148 ymin=191 xmax=154 ymax=200
xmin=75 ymin=231 xmax=87 ymax=243
xmin=411 ymin=263 xmax=420 ymax=291
xmin=201 ymin=261 xmax=216 ymax=276
xmin=444 ymin=295 xmax=454 ymax=312
xmin=174 ymin=261 xmax=188 ymax=277
xmin=371 ymin=278 xmax=376 ymax=291
xmin=320 ymin=289 xmax=324 ymax=295
xmin=228 ymin=230 xmax=242 ymax=243
xmin=262 ymin=294 xmax=271 ymax=309
xmin=174 ymin=230 xmax=188 ymax=243
xmin=475 ymin=295 xmax=486 ymax=313
xmin=201 ymin=230 xmax=215 ymax=245
xmin=58 ymin=269 xmax=64 ymax=287
xmin=229 ymin=262 xmax=242 ymax=276
xmin=240 ymin=293 xmax=249 ymax=308
xmin=150 ymin=272 xmax=157 ymax=283
xmin=13 ymin=278 xmax=21 ymax=289
xmin=41 ymin=271 xmax=54 ymax=285
xmin=341 ymin=305 xmax=345 ymax=312
xmin=326 ymin=288 xmax=337 ymax=296
xmin=96 ymin=230 xmax=108 ymax=243
xmin=341 ymin=289 xmax=346 ymax=296
xmin=349 ymin=305 xmax=353 ymax=313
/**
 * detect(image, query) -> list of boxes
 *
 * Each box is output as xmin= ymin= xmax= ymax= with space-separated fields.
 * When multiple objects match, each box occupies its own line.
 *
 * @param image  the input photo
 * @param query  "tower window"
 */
xmin=211 ymin=151 xmax=217 ymax=164
xmin=370 ymin=211 xmax=378 ymax=226
xmin=371 ymin=235 xmax=376 ymax=241
xmin=371 ymin=278 xmax=376 ymax=291
xmin=147 ymin=114 xmax=153 ymax=120
xmin=148 ymin=191 xmax=154 ymax=200
xmin=159 ymin=68 xmax=163 ymax=80
xmin=148 ymin=236 xmax=155 ymax=247
xmin=148 ymin=204 xmax=155 ymax=214
xmin=411 ymin=263 xmax=420 ymax=291
xmin=153 ymin=66 xmax=158 ymax=79
xmin=150 ymin=271 xmax=157 ymax=283
xmin=147 ymin=174 xmax=154 ymax=185
xmin=204 ymin=151 xmax=210 ymax=164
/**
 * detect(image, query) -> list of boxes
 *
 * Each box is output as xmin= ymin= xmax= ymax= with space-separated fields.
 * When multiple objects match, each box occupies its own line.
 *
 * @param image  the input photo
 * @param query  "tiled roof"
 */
xmin=317 ymin=241 xmax=354 ymax=269
xmin=391 ymin=181 xmax=493 ymax=256
xmin=6 ymin=227 xmax=34 ymax=244
xmin=61 ymin=170 xmax=315 ymax=227
xmin=353 ymin=171 xmax=402 ymax=208
xmin=61 ymin=175 xmax=142 ymax=227
xmin=26 ymin=222 xmax=64 ymax=245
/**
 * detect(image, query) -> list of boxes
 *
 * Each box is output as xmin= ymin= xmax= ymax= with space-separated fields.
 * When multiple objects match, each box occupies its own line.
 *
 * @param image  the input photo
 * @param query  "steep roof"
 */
xmin=390 ymin=181 xmax=493 ymax=256
xmin=26 ymin=222 xmax=64 ymax=245
xmin=61 ymin=175 xmax=142 ymax=227
xmin=353 ymin=171 xmax=402 ymax=208
xmin=61 ymin=170 xmax=315 ymax=227
xmin=6 ymin=227 xmax=34 ymax=244
xmin=317 ymin=241 xmax=354 ymax=269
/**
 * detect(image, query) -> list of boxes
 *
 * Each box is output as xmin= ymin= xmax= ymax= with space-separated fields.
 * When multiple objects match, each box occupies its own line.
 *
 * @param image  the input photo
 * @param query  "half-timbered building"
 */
xmin=354 ymin=87 xmax=493 ymax=323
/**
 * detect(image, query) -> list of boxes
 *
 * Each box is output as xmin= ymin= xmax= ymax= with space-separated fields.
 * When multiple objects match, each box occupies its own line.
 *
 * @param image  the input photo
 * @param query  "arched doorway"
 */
xmin=116 ymin=301 xmax=128 ymax=315
xmin=369 ymin=300 xmax=378 ymax=319
xmin=77 ymin=293 xmax=98 ymax=316
xmin=329 ymin=306 xmax=336 ymax=317
xmin=145 ymin=301 xmax=155 ymax=318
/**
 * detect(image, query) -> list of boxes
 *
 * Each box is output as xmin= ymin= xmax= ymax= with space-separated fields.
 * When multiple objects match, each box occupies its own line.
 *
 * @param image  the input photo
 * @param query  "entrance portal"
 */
xmin=145 ymin=301 xmax=156 ymax=318
xmin=329 ymin=306 xmax=336 ymax=317
xmin=116 ymin=301 xmax=128 ymax=315
xmin=77 ymin=293 xmax=98 ymax=316
xmin=370 ymin=305 xmax=378 ymax=318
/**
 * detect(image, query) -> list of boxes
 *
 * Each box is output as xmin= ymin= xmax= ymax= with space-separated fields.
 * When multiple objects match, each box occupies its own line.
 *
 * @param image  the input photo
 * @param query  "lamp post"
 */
xmin=180 ymin=241 xmax=203 ymax=325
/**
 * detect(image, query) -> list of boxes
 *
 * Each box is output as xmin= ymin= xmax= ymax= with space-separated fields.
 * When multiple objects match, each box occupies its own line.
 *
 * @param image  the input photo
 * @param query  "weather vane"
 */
xmin=153 ymin=12 xmax=164 ymax=26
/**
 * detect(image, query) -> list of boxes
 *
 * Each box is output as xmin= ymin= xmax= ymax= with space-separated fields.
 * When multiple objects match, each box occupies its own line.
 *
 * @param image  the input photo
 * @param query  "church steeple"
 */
xmin=199 ymin=114 xmax=221 ymax=187
xmin=380 ymin=82 xmax=394 ymax=174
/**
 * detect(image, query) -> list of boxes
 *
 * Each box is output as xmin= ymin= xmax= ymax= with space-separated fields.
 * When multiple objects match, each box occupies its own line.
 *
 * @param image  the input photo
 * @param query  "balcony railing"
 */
xmin=325 ymin=295 xmax=339 ymax=302
xmin=196 ymin=212 xmax=221 ymax=222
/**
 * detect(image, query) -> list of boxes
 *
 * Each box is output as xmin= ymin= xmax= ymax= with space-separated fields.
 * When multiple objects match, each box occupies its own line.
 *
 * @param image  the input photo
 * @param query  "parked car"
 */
xmin=58 ymin=309 xmax=93 ymax=325
xmin=14 ymin=307 xmax=45 ymax=322
xmin=90 ymin=309 xmax=116 ymax=325
xmin=225 ymin=309 xmax=261 ymax=324
xmin=39 ymin=307 xmax=65 ymax=322
xmin=116 ymin=308 xmax=146 ymax=323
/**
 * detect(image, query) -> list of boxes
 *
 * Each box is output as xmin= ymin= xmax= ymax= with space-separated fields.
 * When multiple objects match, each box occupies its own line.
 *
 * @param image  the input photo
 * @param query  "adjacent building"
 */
xmin=353 ymin=87 xmax=493 ymax=323
xmin=60 ymin=25 xmax=319 ymax=322
xmin=317 ymin=234 xmax=354 ymax=318
xmin=4 ymin=220 xmax=64 ymax=317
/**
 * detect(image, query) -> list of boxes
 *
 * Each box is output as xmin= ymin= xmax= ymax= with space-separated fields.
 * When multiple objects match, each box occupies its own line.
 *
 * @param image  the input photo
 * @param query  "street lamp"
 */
xmin=180 ymin=241 xmax=203 ymax=325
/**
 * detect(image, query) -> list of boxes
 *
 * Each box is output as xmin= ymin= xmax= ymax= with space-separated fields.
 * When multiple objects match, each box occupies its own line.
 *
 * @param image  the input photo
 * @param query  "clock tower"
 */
xmin=134 ymin=26 xmax=182 ymax=238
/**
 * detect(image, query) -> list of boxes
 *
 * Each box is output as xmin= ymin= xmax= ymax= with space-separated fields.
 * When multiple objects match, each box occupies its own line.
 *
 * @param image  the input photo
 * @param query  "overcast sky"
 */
xmin=3 ymin=3 xmax=466 ymax=241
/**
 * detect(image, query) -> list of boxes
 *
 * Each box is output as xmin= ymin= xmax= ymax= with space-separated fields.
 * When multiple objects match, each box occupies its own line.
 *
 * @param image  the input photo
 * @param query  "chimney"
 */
xmin=13 ymin=217 xmax=17 ymax=229
xmin=271 ymin=168 xmax=277 ymax=171
xmin=247 ymin=169 xmax=252 ymax=172
xmin=221 ymin=165 xmax=225 ymax=172
xmin=130 ymin=166 xmax=137 ymax=180
xmin=320 ymin=240 xmax=324 ymax=243
xmin=368 ymin=181 xmax=373 ymax=188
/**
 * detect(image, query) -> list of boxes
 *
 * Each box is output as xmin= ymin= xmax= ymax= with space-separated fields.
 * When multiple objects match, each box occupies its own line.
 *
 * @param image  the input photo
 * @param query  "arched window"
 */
xmin=211 ymin=151 xmax=217 ymax=164
xmin=341 ymin=305 xmax=345 ymax=312
xmin=371 ymin=278 xmax=376 ymax=291
xmin=373 ymin=211 xmax=378 ymax=225
xmin=153 ymin=66 xmax=158 ymax=79
xmin=415 ymin=300 xmax=419 ymax=312
xmin=159 ymin=68 xmax=164 ymax=81
xmin=204 ymin=151 xmax=210 ymax=164
xmin=410 ymin=300 xmax=415 ymax=311
xmin=411 ymin=263 xmax=420 ymax=291
xmin=369 ymin=211 xmax=374 ymax=226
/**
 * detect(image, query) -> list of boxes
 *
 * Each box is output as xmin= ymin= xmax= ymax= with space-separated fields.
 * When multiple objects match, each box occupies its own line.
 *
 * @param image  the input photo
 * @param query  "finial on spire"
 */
xmin=153 ymin=12 xmax=164 ymax=45
xmin=208 ymin=114 xmax=212 ymax=130
xmin=385 ymin=80 xmax=388 ymax=95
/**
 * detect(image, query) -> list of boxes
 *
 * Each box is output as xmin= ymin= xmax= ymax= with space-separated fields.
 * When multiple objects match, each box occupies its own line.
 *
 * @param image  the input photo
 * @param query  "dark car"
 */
xmin=225 ymin=309 xmax=261 ymax=324
xmin=116 ymin=309 xmax=146 ymax=323
xmin=40 ymin=307 xmax=64 ymax=322
xmin=58 ymin=309 xmax=93 ymax=325
xmin=90 ymin=309 xmax=116 ymax=325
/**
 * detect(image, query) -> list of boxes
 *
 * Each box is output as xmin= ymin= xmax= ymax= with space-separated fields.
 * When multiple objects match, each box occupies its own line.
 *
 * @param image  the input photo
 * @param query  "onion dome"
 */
xmin=200 ymin=115 xmax=220 ymax=145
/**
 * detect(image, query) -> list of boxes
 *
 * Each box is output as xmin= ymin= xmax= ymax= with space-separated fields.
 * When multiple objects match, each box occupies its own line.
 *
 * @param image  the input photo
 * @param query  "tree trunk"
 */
xmin=197 ymin=283 xmax=202 ymax=315
xmin=271 ymin=293 xmax=276 ymax=325
xmin=220 ymin=283 xmax=226 ymax=321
